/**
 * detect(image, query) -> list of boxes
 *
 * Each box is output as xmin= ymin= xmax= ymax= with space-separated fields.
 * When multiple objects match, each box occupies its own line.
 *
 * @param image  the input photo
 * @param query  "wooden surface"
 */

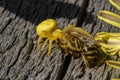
xmin=0 ymin=0 xmax=120 ymax=80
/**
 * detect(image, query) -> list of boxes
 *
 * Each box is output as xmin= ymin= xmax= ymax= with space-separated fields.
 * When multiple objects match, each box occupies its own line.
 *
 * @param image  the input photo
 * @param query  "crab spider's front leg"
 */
xmin=38 ymin=31 xmax=51 ymax=51
xmin=40 ymin=38 xmax=49 ymax=51
xmin=47 ymin=30 xmax=63 ymax=56
xmin=37 ymin=37 xmax=42 ymax=50
xmin=37 ymin=36 xmax=48 ymax=50
xmin=48 ymin=39 xmax=54 ymax=56
xmin=47 ymin=36 xmax=60 ymax=56
xmin=40 ymin=35 xmax=59 ymax=56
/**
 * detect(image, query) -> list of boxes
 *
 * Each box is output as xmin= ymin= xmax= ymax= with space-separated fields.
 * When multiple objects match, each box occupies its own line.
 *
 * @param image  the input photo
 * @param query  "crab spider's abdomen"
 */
xmin=36 ymin=19 xmax=59 ymax=37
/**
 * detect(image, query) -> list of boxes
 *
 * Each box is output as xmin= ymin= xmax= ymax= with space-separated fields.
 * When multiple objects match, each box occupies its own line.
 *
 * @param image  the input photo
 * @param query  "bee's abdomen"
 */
xmin=83 ymin=45 xmax=101 ymax=67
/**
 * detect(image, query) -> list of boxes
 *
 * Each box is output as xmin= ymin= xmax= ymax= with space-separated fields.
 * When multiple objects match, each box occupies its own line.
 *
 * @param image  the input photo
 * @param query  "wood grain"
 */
xmin=0 ymin=0 xmax=120 ymax=80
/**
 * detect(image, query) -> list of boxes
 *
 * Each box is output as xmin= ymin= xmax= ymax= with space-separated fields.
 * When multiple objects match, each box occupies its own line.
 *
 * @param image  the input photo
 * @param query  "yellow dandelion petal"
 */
xmin=106 ymin=60 xmax=120 ymax=69
xmin=97 ymin=11 xmax=120 ymax=28
xmin=109 ymin=0 xmax=120 ymax=10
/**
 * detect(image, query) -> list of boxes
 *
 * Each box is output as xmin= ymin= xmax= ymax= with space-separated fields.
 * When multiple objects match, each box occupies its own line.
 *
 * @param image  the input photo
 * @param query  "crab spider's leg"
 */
xmin=37 ymin=37 xmax=42 ymax=50
xmin=37 ymin=31 xmax=50 ymax=50
xmin=48 ymin=35 xmax=60 ymax=56
xmin=41 ymin=38 xmax=49 ymax=51
xmin=40 ymin=32 xmax=52 ymax=51
xmin=48 ymin=39 xmax=54 ymax=56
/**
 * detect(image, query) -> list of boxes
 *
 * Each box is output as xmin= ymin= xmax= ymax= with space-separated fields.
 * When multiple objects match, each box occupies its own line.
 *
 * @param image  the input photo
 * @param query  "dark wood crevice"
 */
xmin=76 ymin=0 xmax=89 ymax=27
xmin=56 ymin=54 xmax=71 ymax=80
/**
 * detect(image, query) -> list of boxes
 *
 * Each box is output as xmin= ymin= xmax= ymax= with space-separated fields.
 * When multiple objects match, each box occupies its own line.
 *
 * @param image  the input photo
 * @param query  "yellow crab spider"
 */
xmin=36 ymin=19 xmax=63 ymax=56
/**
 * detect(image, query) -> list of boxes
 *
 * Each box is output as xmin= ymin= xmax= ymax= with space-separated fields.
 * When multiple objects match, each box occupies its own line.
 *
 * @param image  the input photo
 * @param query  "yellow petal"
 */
xmin=100 ymin=43 xmax=115 ymax=48
xmin=105 ymin=47 xmax=118 ymax=52
xmin=96 ymin=32 xmax=119 ymax=41
xmin=95 ymin=32 xmax=120 ymax=44
xmin=100 ymin=43 xmax=114 ymax=52
xmin=103 ymin=32 xmax=120 ymax=37
xmin=99 ymin=36 xmax=120 ymax=56
xmin=97 ymin=37 xmax=120 ymax=55
xmin=118 ymin=51 xmax=120 ymax=57
xmin=101 ymin=44 xmax=118 ymax=56
xmin=97 ymin=11 xmax=120 ymax=28
xmin=109 ymin=0 xmax=120 ymax=10
xmin=106 ymin=60 xmax=120 ymax=69
xmin=108 ymin=37 xmax=120 ymax=45
xmin=112 ymin=78 xmax=120 ymax=80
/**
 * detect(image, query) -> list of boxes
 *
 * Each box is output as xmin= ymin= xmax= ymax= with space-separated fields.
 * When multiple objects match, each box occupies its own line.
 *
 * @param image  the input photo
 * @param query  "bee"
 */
xmin=58 ymin=25 xmax=103 ymax=67
xmin=36 ymin=19 xmax=103 ymax=67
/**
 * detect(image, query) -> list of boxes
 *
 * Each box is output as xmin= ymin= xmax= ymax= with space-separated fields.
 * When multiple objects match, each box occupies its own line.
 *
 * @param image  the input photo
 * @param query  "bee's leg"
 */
xmin=41 ymin=38 xmax=49 ymax=51
xmin=81 ymin=54 xmax=90 ymax=68
xmin=37 ymin=37 xmax=42 ymax=50
xmin=64 ymin=47 xmax=69 ymax=57
xmin=74 ymin=38 xmax=78 ymax=49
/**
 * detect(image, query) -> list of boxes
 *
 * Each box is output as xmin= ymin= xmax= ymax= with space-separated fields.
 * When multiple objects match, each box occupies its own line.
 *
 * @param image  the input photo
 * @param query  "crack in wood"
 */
xmin=6 ymin=39 xmax=27 ymax=77
xmin=76 ymin=0 xmax=89 ymax=27
xmin=56 ymin=54 xmax=72 ymax=80
xmin=57 ymin=0 xmax=90 ymax=79
xmin=14 ymin=0 xmax=23 ymax=19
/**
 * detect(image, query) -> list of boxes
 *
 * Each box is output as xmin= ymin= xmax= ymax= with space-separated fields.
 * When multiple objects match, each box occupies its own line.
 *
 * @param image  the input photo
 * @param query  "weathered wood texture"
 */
xmin=0 ymin=0 xmax=120 ymax=80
